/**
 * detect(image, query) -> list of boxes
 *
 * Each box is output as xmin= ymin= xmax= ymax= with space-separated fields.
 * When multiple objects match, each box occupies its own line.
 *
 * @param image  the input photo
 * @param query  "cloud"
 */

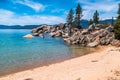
xmin=0 ymin=9 xmax=65 ymax=25
xmin=77 ymin=0 xmax=120 ymax=19
xmin=15 ymin=0 xmax=45 ymax=12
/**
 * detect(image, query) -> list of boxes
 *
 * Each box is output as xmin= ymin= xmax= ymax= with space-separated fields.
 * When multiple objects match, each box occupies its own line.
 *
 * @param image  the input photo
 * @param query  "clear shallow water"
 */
xmin=0 ymin=29 xmax=97 ymax=76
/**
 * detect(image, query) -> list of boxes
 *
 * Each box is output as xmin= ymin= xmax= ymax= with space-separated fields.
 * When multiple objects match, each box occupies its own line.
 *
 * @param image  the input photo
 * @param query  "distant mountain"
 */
xmin=100 ymin=19 xmax=116 ymax=24
xmin=0 ymin=25 xmax=41 ymax=29
xmin=81 ymin=19 xmax=116 ymax=28
xmin=0 ymin=19 xmax=116 ymax=29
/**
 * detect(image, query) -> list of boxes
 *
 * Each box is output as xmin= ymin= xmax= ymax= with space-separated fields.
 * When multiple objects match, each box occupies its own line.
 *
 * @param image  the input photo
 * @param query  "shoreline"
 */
xmin=0 ymin=45 xmax=103 ymax=77
xmin=1 ymin=46 xmax=120 ymax=80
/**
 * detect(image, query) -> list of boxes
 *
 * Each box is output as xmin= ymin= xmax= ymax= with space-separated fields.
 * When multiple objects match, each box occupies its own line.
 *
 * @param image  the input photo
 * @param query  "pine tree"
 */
xmin=93 ymin=10 xmax=99 ymax=25
xmin=111 ymin=17 xmax=114 ymax=26
xmin=118 ymin=3 xmax=120 ymax=16
xmin=114 ymin=3 xmax=120 ymax=40
xmin=74 ymin=3 xmax=82 ymax=28
xmin=66 ymin=9 xmax=74 ymax=25
xmin=89 ymin=19 xmax=93 ymax=25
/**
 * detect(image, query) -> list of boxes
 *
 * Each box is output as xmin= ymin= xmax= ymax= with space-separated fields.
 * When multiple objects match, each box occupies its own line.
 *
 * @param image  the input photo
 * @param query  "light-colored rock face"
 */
xmin=87 ymin=42 xmax=99 ymax=47
xmin=23 ymin=34 xmax=34 ymax=38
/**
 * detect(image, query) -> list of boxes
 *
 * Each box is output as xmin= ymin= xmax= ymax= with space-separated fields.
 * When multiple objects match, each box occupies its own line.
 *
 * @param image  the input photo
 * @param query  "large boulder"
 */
xmin=99 ymin=29 xmax=109 ymax=38
xmin=62 ymin=33 xmax=69 ymax=38
xmin=55 ymin=30 xmax=62 ymax=37
xmin=111 ymin=39 xmax=120 ymax=47
xmin=88 ymin=24 xmax=95 ymax=31
xmin=87 ymin=42 xmax=99 ymax=47
xmin=81 ymin=29 xmax=89 ymax=35
xmin=23 ymin=34 xmax=34 ymax=38
xmin=105 ymin=25 xmax=114 ymax=32
xmin=49 ymin=32 xmax=56 ymax=37
xmin=64 ymin=38 xmax=71 ymax=45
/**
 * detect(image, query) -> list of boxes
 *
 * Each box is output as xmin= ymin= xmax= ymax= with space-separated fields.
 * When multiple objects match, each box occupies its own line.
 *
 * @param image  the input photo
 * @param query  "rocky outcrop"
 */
xmin=31 ymin=24 xmax=119 ymax=47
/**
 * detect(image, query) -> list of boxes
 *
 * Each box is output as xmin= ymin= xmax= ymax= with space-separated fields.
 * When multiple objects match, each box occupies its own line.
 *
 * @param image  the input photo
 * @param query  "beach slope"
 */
xmin=0 ymin=46 xmax=120 ymax=80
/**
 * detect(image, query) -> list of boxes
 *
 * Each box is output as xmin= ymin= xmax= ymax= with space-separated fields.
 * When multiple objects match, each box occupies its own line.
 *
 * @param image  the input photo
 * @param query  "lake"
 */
xmin=0 ymin=29 xmax=97 ymax=76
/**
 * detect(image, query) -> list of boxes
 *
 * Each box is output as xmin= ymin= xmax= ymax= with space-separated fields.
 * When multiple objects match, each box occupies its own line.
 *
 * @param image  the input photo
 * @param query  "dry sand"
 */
xmin=0 ymin=46 xmax=120 ymax=80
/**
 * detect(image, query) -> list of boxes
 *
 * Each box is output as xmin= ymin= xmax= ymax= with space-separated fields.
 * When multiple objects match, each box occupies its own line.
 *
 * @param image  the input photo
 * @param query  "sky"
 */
xmin=0 ymin=0 xmax=120 ymax=25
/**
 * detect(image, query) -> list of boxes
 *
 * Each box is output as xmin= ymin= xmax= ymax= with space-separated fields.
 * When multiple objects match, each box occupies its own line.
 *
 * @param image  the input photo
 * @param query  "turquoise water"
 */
xmin=0 ymin=29 xmax=98 ymax=76
xmin=0 ymin=29 xmax=74 ymax=76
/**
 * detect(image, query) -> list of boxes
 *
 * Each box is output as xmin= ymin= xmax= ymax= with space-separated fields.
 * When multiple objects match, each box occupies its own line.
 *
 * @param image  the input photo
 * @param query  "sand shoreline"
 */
xmin=0 ymin=46 xmax=120 ymax=80
xmin=0 ymin=45 xmax=103 ymax=77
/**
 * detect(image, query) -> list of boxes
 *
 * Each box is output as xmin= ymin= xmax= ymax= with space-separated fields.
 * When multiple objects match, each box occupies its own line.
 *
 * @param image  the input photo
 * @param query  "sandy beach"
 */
xmin=0 ymin=46 xmax=120 ymax=80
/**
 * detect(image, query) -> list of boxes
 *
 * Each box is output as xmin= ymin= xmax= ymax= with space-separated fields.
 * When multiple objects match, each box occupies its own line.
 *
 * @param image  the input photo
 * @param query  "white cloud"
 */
xmin=0 ymin=9 xmax=65 ymax=25
xmin=15 ymin=0 xmax=45 ymax=12
xmin=77 ymin=0 xmax=120 ymax=19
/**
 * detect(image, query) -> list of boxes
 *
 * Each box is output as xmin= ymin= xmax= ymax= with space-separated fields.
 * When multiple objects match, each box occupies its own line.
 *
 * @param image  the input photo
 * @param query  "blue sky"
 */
xmin=0 ymin=0 xmax=120 ymax=25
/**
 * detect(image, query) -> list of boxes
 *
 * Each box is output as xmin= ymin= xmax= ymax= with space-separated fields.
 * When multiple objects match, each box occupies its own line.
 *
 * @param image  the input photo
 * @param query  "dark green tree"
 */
xmin=118 ymin=3 xmax=120 ymax=16
xmin=89 ymin=19 xmax=93 ymax=25
xmin=111 ymin=17 xmax=114 ymax=26
xmin=74 ymin=3 xmax=82 ymax=28
xmin=114 ymin=3 xmax=120 ymax=40
xmin=66 ymin=9 xmax=74 ymax=25
xmin=93 ymin=10 xmax=99 ymax=24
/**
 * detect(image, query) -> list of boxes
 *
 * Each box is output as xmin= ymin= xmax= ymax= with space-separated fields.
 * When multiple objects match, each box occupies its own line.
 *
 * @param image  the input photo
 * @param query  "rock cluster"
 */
xmin=31 ymin=24 xmax=120 ymax=47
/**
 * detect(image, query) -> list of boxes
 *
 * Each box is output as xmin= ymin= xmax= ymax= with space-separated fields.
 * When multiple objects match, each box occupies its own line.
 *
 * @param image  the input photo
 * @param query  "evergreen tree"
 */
xmin=66 ymin=9 xmax=74 ymax=25
xmin=93 ymin=10 xmax=99 ymax=24
xmin=74 ymin=3 xmax=82 ymax=28
xmin=111 ymin=17 xmax=114 ymax=26
xmin=114 ymin=3 xmax=120 ymax=40
xmin=118 ymin=3 xmax=120 ymax=16
xmin=89 ymin=19 xmax=93 ymax=25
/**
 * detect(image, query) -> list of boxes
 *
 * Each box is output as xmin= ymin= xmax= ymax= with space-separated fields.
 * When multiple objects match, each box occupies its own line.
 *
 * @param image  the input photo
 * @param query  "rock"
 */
xmin=33 ymin=33 xmax=39 ymax=36
xmin=38 ymin=30 xmax=43 ymax=34
xmin=100 ymin=37 xmax=106 ymax=45
xmin=81 ymin=29 xmax=89 ymax=35
xmin=62 ymin=33 xmax=69 ymax=38
xmin=51 ymin=27 xmax=56 ymax=32
xmin=23 ymin=34 xmax=34 ymax=38
xmin=31 ymin=28 xmax=37 ymax=33
xmin=105 ymin=26 xmax=114 ymax=32
xmin=64 ymin=38 xmax=71 ymax=45
xmin=95 ymin=24 xmax=103 ymax=27
xmin=58 ymin=23 xmax=64 ymax=29
xmin=39 ymin=34 xmax=44 ymax=38
xmin=91 ymin=31 xmax=100 ymax=38
xmin=111 ymin=39 xmax=120 ymax=47
xmin=49 ymin=32 xmax=56 ymax=37
xmin=95 ymin=27 xmax=100 ymax=30
xmin=99 ymin=30 xmax=109 ymax=38
xmin=87 ymin=42 xmax=99 ymax=47
xmin=88 ymin=24 xmax=95 ymax=31
xmin=79 ymin=35 xmax=86 ymax=44
xmin=55 ymin=30 xmax=62 ymax=37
